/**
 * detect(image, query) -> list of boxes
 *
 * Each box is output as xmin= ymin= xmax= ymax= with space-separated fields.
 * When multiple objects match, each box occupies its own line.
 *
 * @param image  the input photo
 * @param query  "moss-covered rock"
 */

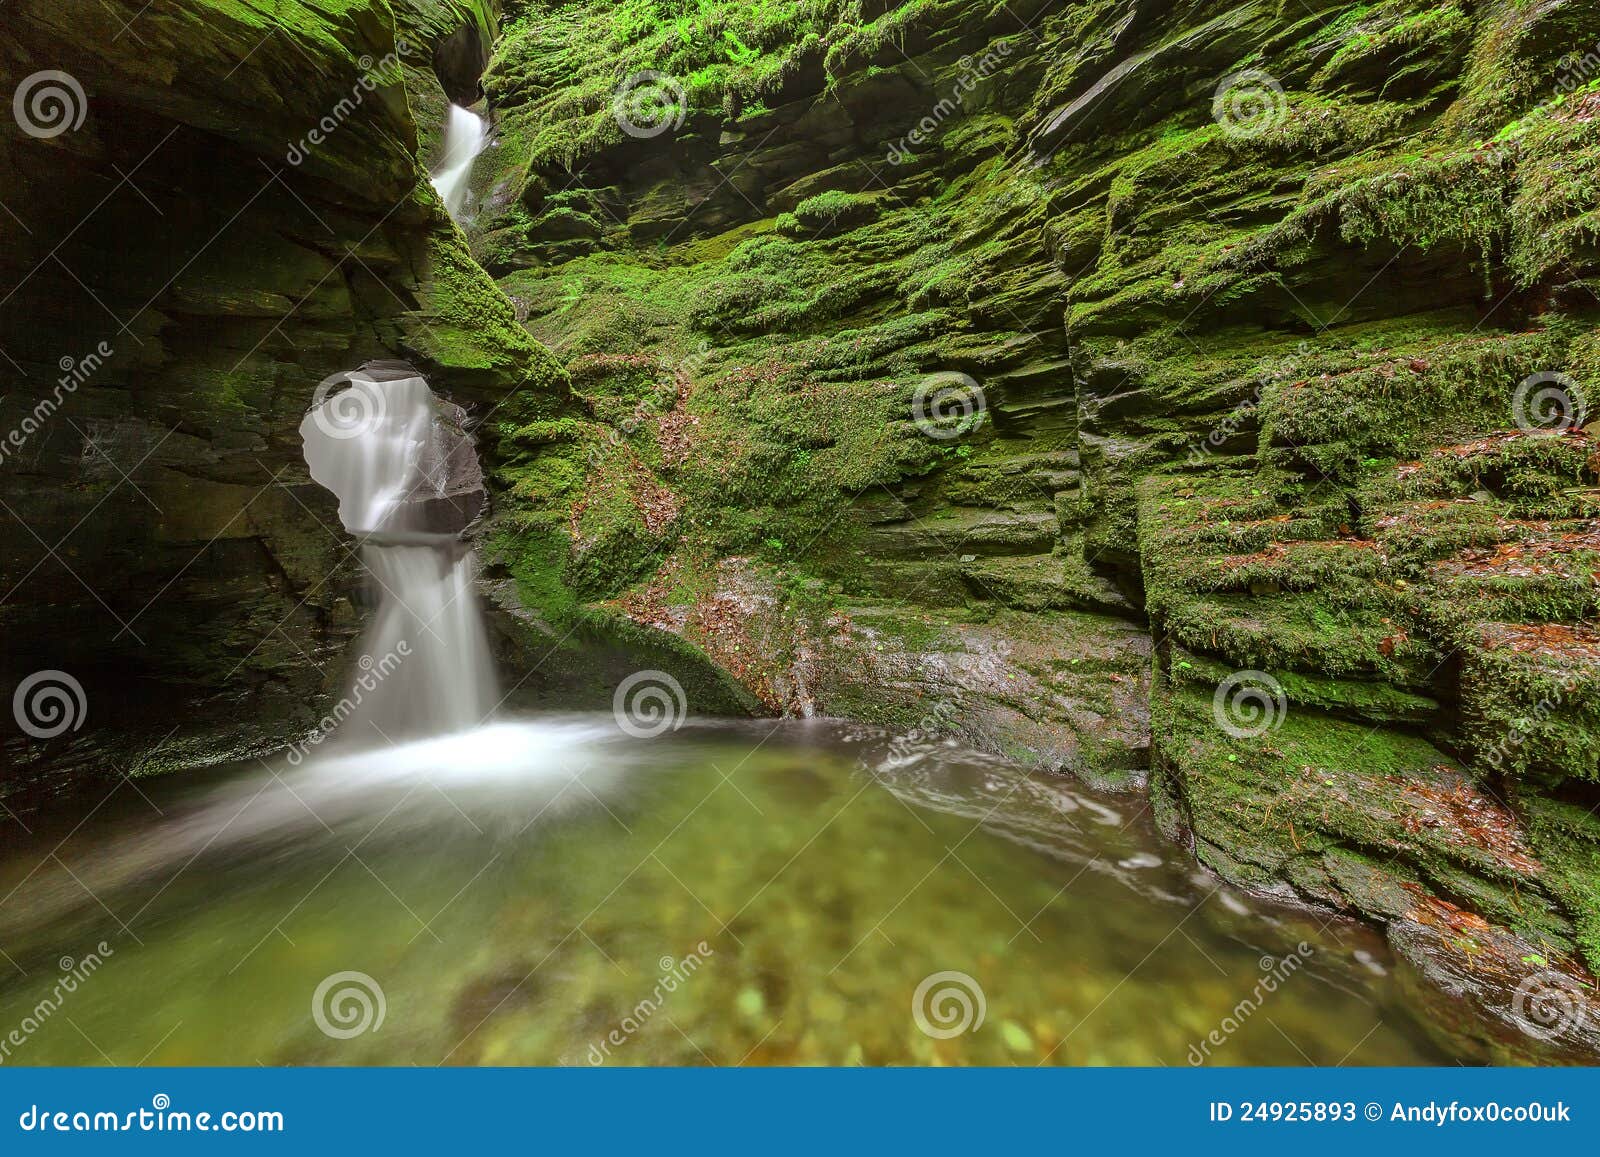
xmin=458 ymin=0 xmax=1600 ymax=1017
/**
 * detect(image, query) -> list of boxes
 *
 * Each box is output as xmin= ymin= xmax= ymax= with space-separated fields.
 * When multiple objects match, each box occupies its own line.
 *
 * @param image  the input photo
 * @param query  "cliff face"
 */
xmin=456 ymin=0 xmax=1599 ymax=1049
xmin=0 ymin=0 xmax=563 ymax=796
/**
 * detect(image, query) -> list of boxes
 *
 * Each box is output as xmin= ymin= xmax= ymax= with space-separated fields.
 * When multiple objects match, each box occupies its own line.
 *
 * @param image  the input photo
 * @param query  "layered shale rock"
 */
xmin=457 ymin=0 xmax=1600 ymax=1036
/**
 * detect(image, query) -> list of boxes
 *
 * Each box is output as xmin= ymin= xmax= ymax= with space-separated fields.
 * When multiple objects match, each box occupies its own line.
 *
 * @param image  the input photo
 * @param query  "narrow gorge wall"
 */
xmin=449 ymin=0 xmax=1599 ymax=1054
xmin=0 ymin=0 xmax=565 ymax=797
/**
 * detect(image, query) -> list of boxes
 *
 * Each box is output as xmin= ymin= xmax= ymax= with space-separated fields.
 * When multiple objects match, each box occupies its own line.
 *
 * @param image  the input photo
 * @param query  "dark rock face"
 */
xmin=0 ymin=0 xmax=538 ymax=804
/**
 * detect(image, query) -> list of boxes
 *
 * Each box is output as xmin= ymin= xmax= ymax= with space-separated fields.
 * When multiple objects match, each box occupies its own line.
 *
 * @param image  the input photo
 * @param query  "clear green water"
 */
xmin=0 ymin=718 xmax=1461 ymax=1065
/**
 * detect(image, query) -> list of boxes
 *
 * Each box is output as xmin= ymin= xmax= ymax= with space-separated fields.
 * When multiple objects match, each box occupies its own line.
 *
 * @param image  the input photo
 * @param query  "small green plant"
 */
xmin=723 ymin=29 xmax=759 ymax=66
xmin=557 ymin=277 xmax=583 ymax=314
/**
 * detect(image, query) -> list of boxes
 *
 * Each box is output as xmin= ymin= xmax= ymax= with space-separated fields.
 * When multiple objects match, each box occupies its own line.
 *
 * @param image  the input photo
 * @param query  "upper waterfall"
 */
xmin=430 ymin=104 xmax=488 ymax=221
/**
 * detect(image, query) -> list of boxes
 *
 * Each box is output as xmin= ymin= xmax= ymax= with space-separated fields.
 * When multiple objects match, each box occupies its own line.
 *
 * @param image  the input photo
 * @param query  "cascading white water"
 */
xmin=430 ymin=104 xmax=487 ymax=221
xmin=300 ymin=368 xmax=497 ymax=745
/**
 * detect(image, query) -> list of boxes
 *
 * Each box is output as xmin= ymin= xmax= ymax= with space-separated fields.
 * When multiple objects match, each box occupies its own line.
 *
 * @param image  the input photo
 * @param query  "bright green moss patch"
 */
xmin=779 ymin=190 xmax=881 ymax=236
xmin=1168 ymin=648 xmax=1438 ymax=723
xmin=411 ymin=222 xmax=570 ymax=409
xmin=484 ymin=0 xmax=946 ymax=172
xmin=1521 ymin=794 xmax=1600 ymax=972
xmin=1154 ymin=679 xmax=1574 ymax=949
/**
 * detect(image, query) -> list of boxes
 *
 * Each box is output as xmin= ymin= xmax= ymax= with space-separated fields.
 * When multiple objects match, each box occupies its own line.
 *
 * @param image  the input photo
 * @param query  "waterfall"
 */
xmin=430 ymin=104 xmax=487 ymax=221
xmin=300 ymin=364 xmax=498 ymax=746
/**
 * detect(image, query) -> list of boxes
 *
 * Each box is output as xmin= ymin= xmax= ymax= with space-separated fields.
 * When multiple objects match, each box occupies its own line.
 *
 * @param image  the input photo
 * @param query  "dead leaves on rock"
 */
xmin=1393 ymin=776 xmax=1544 ymax=876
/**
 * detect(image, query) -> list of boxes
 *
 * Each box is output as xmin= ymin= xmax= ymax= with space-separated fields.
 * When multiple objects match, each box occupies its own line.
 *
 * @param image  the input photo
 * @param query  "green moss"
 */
xmin=780 ymin=190 xmax=881 ymax=236
xmin=459 ymin=0 xmax=1600 ymax=977
xmin=1521 ymin=795 xmax=1600 ymax=972
xmin=1154 ymin=679 xmax=1573 ymax=949
xmin=409 ymin=222 xmax=570 ymax=410
xmin=492 ymin=520 xmax=581 ymax=623
xmin=1460 ymin=634 xmax=1600 ymax=783
xmin=1310 ymin=1 xmax=1472 ymax=98
xmin=482 ymin=0 xmax=946 ymax=174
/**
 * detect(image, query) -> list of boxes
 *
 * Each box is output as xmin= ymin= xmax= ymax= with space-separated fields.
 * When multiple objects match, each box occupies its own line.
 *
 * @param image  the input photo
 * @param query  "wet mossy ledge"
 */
xmin=4 ymin=0 xmax=1600 ymax=1055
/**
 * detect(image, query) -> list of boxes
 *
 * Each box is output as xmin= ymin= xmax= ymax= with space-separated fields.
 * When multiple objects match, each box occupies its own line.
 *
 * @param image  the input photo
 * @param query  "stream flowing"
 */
xmin=298 ymin=368 xmax=496 ymax=743
xmin=0 ymin=717 xmax=1477 ymax=1065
